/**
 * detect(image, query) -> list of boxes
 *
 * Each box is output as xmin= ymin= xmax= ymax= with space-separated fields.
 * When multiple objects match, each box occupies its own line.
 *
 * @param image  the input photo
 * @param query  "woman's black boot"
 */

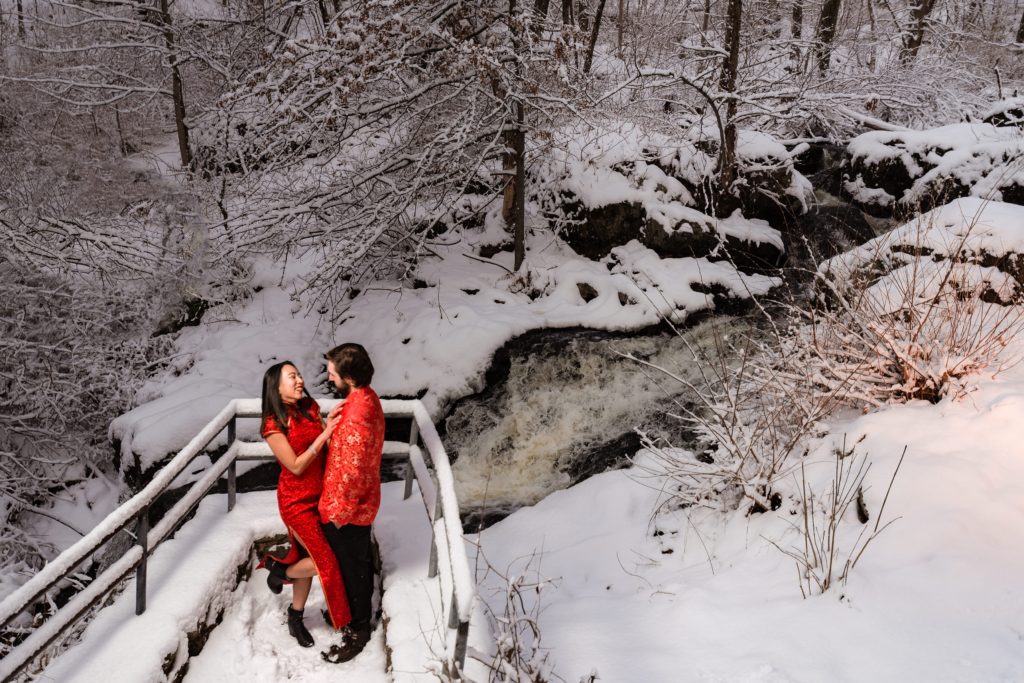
xmin=287 ymin=606 xmax=314 ymax=648
xmin=265 ymin=557 xmax=288 ymax=595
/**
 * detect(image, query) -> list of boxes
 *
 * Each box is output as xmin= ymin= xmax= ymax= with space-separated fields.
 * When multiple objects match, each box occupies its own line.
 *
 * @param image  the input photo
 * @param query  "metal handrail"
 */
xmin=0 ymin=398 xmax=475 ymax=680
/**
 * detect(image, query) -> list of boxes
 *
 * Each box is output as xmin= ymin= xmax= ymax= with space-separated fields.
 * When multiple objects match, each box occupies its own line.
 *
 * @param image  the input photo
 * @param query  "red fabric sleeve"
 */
xmin=261 ymin=414 xmax=283 ymax=439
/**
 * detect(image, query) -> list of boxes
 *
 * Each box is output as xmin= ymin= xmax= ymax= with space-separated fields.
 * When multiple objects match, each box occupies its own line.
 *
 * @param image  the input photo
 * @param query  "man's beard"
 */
xmin=334 ymin=383 xmax=351 ymax=399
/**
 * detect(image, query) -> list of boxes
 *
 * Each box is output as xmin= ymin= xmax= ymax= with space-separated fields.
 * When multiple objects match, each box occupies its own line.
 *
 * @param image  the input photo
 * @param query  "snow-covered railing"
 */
xmin=0 ymin=398 xmax=475 ymax=679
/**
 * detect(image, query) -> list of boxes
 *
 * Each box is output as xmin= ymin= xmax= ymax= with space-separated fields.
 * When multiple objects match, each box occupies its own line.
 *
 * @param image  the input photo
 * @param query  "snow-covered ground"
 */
xmin=18 ymin=199 xmax=1024 ymax=682
xmin=33 ymin=358 xmax=1024 ymax=682
xmin=474 ymin=363 xmax=1024 ymax=681
xmin=35 ymin=482 xmax=483 ymax=683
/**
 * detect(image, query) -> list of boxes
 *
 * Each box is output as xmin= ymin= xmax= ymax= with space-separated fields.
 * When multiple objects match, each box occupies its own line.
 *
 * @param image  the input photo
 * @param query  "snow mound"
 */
xmin=844 ymin=123 xmax=1024 ymax=215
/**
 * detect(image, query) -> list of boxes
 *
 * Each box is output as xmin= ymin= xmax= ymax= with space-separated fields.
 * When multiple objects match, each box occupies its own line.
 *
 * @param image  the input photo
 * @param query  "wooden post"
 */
xmin=428 ymin=477 xmax=443 ymax=579
xmin=404 ymin=419 xmax=420 ymax=500
xmin=448 ymin=592 xmax=459 ymax=628
xmin=227 ymin=417 xmax=237 ymax=511
xmin=135 ymin=509 xmax=149 ymax=615
xmin=455 ymin=619 xmax=470 ymax=670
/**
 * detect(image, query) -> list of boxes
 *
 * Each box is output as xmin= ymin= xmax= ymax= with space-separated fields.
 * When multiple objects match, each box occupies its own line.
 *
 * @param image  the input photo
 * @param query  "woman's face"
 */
xmin=278 ymin=364 xmax=305 ymax=404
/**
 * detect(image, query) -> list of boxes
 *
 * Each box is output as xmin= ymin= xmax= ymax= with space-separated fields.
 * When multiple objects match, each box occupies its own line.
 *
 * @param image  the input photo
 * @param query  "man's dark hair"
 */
xmin=325 ymin=343 xmax=374 ymax=387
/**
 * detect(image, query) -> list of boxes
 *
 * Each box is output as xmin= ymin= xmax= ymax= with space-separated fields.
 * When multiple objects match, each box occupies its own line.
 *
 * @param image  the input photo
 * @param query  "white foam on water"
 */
xmin=445 ymin=318 xmax=742 ymax=509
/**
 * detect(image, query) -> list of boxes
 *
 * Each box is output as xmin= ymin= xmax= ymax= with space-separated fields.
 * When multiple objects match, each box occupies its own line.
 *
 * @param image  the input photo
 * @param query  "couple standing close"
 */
xmin=256 ymin=343 xmax=385 ymax=664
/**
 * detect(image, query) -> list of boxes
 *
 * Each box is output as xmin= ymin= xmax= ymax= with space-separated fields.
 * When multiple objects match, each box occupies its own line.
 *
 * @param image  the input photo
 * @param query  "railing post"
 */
xmin=404 ymin=418 xmax=419 ymax=500
xmin=428 ymin=475 xmax=442 ymax=579
xmin=227 ymin=416 xmax=237 ymax=512
xmin=447 ymin=592 xmax=459 ymax=629
xmin=134 ymin=508 xmax=149 ymax=615
xmin=455 ymin=619 xmax=470 ymax=670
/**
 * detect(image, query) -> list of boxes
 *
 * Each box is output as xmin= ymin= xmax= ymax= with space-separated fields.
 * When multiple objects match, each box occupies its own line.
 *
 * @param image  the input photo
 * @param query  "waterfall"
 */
xmin=443 ymin=317 xmax=746 ymax=517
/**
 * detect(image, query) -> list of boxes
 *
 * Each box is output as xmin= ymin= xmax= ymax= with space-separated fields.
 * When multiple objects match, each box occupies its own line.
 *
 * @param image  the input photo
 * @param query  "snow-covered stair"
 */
xmin=36 ymin=482 xmax=456 ymax=683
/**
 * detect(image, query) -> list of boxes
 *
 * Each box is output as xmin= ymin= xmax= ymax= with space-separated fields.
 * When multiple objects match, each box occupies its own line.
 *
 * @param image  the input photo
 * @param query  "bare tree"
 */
xmin=718 ymin=0 xmax=742 ymax=193
xmin=900 ymin=0 xmax=939 ymax=64
xmin=813 ymin=0 xmax=842 ymax=74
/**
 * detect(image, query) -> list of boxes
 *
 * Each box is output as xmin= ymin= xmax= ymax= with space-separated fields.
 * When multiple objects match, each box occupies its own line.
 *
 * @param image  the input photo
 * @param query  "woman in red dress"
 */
xmin=257 ymin=361 xmax=351 ymax=647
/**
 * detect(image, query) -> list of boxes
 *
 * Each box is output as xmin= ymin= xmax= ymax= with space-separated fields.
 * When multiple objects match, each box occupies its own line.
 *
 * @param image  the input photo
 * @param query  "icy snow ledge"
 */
xmin=821 ymin=198 xmax=1024 ymax=284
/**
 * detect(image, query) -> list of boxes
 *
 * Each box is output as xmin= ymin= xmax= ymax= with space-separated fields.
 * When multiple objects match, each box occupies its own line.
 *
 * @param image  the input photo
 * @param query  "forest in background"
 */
xmin=2 ymin=0 xmax=1023 ymax=590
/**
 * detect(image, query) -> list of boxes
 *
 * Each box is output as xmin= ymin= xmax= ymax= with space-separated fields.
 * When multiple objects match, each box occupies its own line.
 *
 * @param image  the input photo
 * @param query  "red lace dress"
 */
xmin=260 ymin=398 xmax=351 ymax=629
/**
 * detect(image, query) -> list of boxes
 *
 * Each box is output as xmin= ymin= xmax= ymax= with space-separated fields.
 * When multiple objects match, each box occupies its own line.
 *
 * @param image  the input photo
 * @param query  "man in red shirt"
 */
xmin=319 ymin=343 xmax=385 ymax=664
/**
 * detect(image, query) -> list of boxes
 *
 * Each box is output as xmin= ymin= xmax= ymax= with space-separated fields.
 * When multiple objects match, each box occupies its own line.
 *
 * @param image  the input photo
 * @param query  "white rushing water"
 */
xmin=444 ymin=317 xmax=747 ymax=511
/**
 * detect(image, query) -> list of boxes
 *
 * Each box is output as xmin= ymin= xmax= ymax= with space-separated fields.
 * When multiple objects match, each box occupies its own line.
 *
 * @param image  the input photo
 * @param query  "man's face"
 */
xmin=327 ymin=361 xmax=351 ymax=398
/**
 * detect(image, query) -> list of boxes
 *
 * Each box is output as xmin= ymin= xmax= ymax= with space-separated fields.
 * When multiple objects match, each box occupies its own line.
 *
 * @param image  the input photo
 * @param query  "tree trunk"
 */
xmin=513 ymin=101 xmax=526 ymax=271
xmin=16 ymin=0 xmax=25 ymax=37
xmin=534 ymin=0 xmax=551 ymax=19
xmin=532 ymin=0 xmax=550 ymax=35
xmin=790 ymin=0 xmax=802 ymax=64
xmin=506 ymin=0 xmax=526 ymax=270
xmin=317 ymin=0 xmax=330 ymax=29
xmin=584 ymin=0 xmax=608 ymax=72
xmin=1016 ymin=8 xmax=1024 ymax=43
xmin=577 ymin=0 xmax=590 ymax=32
xmin=900 ymin=0 xmax=938 ymax=64
xmin=701 ymin=0 xmax=711 ymax=47
xmin=864 ymin=0 xmax=876 ymax=70
xmin=617 ymin=0 xmax=624 ymax=57
xmin=765 ymin=0 xmax=781 ymax=38
xmin=562 ymin=0 xmax=571 ymax=25
xmin=812 ymin=0 xmax=841 ymax=74
xmin=158 ymin=0 xmax=191 ymax=168
xmin=718 ymin=0 xmax=741 ymax=196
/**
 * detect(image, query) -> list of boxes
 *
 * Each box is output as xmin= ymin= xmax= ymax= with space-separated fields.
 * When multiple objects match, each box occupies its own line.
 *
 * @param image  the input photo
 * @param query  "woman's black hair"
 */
xmin=261 ymin=361 xmax=314 ymax=435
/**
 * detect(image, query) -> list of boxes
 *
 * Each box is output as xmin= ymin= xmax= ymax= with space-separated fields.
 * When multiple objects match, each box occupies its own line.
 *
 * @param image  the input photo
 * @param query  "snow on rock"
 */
xmin=531 ymin=120 xmax=807 ymax=263
xmin=821 ymin=197 xmax=1024 ymax=291
xmin=982 ymin=96 xmax=1024 ymax=128
xmin=844 ymin=123 xmax=1024 ymax=216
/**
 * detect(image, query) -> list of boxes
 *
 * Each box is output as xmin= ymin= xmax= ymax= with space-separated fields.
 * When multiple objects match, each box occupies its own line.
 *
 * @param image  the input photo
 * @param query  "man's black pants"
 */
xmin=322 ymin=522 xmax=374 ymax=627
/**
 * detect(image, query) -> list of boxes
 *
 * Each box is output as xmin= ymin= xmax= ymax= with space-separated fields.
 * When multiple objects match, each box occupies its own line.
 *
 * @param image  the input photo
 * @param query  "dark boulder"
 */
xmin=558 ymin=198 xmax=784 ymax=273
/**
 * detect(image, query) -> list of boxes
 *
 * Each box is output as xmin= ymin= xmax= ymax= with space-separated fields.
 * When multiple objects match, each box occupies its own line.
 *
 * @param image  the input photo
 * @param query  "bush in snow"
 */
xmin=629 ymin=199 xmax=1024 ymax=515
xmin=768 ymin=437 xmax=905 ymax=597
xmin=441 ymin=551 xmax=559 ymax=683
xmin=0 ymin=263 xmax=173 ymax=576
xmin=808 ymin=199 xmax=1024 ymax=407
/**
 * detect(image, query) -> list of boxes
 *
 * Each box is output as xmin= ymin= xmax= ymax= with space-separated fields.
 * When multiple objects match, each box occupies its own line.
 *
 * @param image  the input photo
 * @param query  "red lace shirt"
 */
xmin=319 ymin=386 xmax=385 ymax=527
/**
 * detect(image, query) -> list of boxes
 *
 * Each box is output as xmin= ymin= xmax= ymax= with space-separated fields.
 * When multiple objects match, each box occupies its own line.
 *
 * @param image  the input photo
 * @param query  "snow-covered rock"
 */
xmin=843 ymin=122 xmax=1024 ymax=217
xmin=532 ymin=122 xmax=809 ymax=267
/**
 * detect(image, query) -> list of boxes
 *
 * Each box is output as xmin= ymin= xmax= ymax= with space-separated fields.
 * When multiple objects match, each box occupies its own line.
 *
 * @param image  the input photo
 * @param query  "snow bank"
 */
xmin=473 ymin=350 xmax=1024 ymax=681
xmin=821 ymin=197 xmax=1024 ymax=282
